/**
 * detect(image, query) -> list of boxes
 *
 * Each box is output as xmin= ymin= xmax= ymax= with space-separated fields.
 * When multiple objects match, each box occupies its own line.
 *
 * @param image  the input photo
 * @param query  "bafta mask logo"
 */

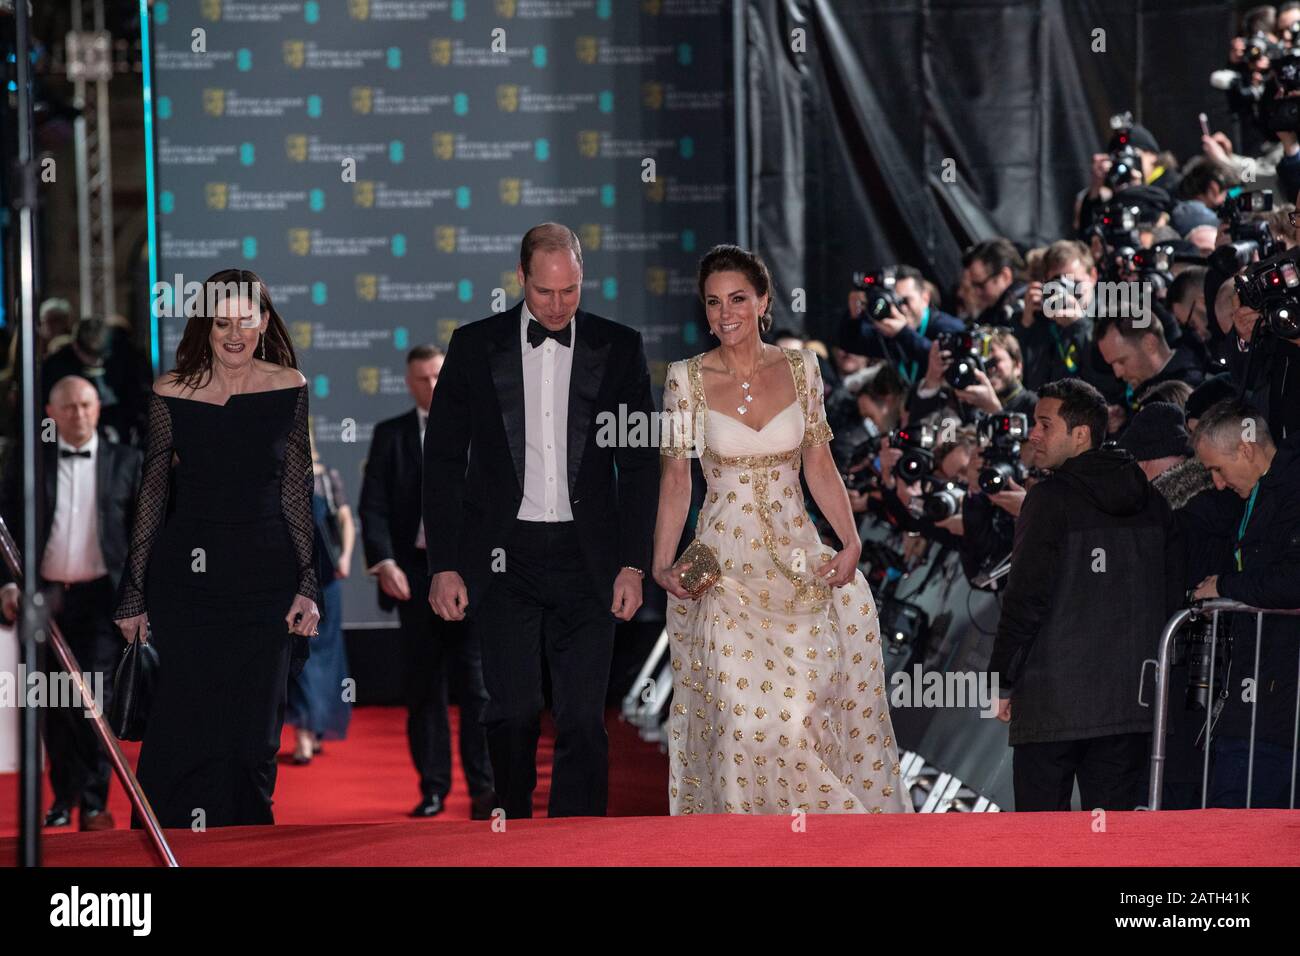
xmin=200 ymin=0 xmax=222 ymax=21
xmin=579 ymin=224 xmax=602 ymax=251
xmin=435 ymin=226 xmax=457 ymax=253
xmin=642 ymin=82 xmax=664 ymax=110
xmin=348 ymin=0 xmax=370 ymax=19
xmin=499 ymin=178 xmax=521 ymax=206
xmin=496 ymin=84 xmax=519 ymax=112
xmin=285 ymin=135 xmax=308 ymax=162
xmin=204 ymin=182 xmax=228 ymax=210
xmin=577 ymin=130 xmax=600 ymax=159
xmin=495 ymin=0 xmax=517 ymax=17
xmin=202 ymin=88 xmax=225 ymax=117
xmin=291 ymin=321 xmax=312 ymax=349
xmin=646 ymin=267 xmax=668 ymax=296
xmin=357 ymin=367 xmax=380 ymax=395
xmin=283 ymin=40 xmax=305 ymax=69
xmin=432 ymin=132 xmax=455 ymax=160
xmin=355 ymin=274 xmax=378 ymax=301
xmin=353 ymin=182 xmax=375 ymax=208
xmin=429 ymin=38 xmax=452 ymax=67
xmin=643 ymin=0 xmax=662 ymax=14
xmin=500 ymin=271 xmax=521 ymax=299
xmin=437 ymin=318 xmax=459 ymax=343
xmin=288 ymin=229 xmax=312 ymax=257
xmin=575 ymin=36 xmax=598 ymax=65
xmin=645 ymin=178 xmax=666 ymax=203
xmin=351 ymin=86 xmax=373 ymax=114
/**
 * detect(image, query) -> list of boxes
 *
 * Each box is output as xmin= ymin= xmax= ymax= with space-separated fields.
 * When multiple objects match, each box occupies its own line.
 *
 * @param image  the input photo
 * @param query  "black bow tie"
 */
xmin=60 ymin=448 xmax=91 ymax=459
xmin=527 ymin=318 xmax=572 ymax=349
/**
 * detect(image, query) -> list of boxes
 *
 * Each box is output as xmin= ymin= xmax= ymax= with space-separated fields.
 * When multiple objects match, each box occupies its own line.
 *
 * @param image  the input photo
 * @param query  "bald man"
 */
xmin=0 ymin=375 xmax=143 ymax=830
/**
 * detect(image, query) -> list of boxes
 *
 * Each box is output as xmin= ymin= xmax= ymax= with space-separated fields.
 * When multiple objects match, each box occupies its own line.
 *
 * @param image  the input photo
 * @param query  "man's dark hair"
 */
xmin=1038 ymin=378 xmax=1108 ymax=449
xmin=1242 ymin=4 xmax=1277 ymax=36
xmin=1178 ymin=157 xmax=1238 ymax=202
xmin=1169 ymin=266 xmax=1207 ymax=308
xmin=1095 ymin=310 xmax=1168 ymax=348
xmin=406 ymin=344 xmax=445 ymax=364
xmin=961 ymin=238 xmax=1026 ymax=282
xmin=890 ymin=264 xmax=925 ymax=284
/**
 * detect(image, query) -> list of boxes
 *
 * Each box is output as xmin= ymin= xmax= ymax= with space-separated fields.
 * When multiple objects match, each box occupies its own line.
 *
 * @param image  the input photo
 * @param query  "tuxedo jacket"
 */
xmin=358 ymin=407 xmax=426 ymax=613
xmin=0 ymin=434 xmax=143 ymax=593
xmin=422 ymin=303 xmax=658 ymax=615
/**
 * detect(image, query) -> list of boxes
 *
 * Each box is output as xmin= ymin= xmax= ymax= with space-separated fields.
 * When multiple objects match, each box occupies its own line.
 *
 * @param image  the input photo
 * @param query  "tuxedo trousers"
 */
xmin=470 ymin=518 xmax=616 ymax=818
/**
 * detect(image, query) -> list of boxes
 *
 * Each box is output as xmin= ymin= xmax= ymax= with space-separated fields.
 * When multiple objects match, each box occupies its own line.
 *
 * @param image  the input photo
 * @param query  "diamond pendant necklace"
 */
xmin=720 ymin=348 xmax=763 ymax=416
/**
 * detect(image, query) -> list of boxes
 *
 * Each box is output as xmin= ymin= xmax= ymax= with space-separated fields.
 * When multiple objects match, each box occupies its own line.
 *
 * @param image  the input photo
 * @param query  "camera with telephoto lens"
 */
xmin=1114 ymin=241 xmax=1176 ymax=299
xmin=911 ymin=475 xmax=966 ymax=522
xmin=1209 ymin=190 xmax=1281 ymax=274
xmin=886 ymin=424 xmax=936 ymax=484
xmin=977 ymin=412 xmax=1029 ymax=494
xmin=936 ymin=329 xmax=987 ymax=390
xmin=1104 ymin=115 xmax=1145 ymax=191
xmin=1174 ymin=614 xmax=1231 ymax=712
xmin=1233 ymin=245 xmax=1300 ymax=338
xmin=851 ymin=268 xmax=905 ymax=324
xmin=841 ymin=432 xmax=883 ymax=494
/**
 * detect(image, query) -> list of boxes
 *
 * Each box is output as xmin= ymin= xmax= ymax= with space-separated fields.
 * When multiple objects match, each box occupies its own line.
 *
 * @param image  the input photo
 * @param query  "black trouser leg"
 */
xmin=472 ymin=528 xmax=546 ymax=819
xmin=398 ymin=569 xmax=451 ymax=801
xmin=543 ymin=532 xmax=616 ymax=818
xmin=1012 ymin=739 xmax=1083 ymax=811
xmin=443 ymin=619 xmax=494 ymax=798
xmin=42 ymin=577 xmax=119 ymax=813
xmin=1077 ymin=733 xmax=1151 ymax=811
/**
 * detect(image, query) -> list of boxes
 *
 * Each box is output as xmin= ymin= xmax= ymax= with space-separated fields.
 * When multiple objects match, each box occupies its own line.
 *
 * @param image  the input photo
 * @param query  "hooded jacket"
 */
xmin=991 ymin=446 xmax=1183 ymax=745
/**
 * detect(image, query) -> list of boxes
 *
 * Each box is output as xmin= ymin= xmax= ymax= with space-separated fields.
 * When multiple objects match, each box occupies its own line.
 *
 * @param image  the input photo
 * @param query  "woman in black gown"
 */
xmin=112 ymin=269 xmax=320 ymax=829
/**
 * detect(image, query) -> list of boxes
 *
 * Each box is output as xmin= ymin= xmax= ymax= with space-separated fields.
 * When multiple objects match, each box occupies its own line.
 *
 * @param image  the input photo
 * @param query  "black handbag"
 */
xmin=109 ymin=634 xmax=159 ymax=742
xmin=318 ymin=470 xmax=344 ymax=569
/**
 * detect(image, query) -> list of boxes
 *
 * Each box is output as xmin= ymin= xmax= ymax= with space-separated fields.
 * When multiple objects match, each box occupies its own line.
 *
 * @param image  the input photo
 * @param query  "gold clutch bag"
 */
xmin=678 ymin=538 xmax=721 ymax=598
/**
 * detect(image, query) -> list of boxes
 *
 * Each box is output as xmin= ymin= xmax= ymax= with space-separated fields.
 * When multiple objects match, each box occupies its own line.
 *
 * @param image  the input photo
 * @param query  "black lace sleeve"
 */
xmin=113 ymin=392 xmax=173 ymax=621
xmin=282 ymin=384 xmax=319 ymax=602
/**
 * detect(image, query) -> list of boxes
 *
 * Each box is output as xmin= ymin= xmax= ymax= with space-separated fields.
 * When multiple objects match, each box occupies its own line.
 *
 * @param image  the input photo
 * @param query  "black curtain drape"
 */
xmin=747 ymin=0 xmax=1236 ymax=342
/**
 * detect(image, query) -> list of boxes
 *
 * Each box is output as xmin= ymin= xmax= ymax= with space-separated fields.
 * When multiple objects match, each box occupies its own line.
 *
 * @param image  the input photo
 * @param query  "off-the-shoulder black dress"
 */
xmin=113 ymin=384 xmax=318 ymax=828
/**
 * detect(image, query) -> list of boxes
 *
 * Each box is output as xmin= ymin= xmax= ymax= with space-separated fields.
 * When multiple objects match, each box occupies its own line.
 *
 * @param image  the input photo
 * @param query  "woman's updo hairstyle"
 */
xmin=697 ymin=244 xmax=775 ymax=335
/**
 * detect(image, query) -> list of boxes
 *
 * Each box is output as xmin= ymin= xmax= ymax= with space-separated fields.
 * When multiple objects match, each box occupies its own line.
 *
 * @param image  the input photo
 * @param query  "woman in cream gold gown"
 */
xmin=653 ymin=245 xmax=912 ymax=815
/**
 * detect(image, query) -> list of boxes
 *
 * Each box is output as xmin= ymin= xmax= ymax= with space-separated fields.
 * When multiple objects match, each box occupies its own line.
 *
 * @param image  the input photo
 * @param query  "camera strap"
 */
xmin=1047 ymin=322 xmax=1079 ymax=374
xmin=1234 ymin=481 xmax=1260 ymax=571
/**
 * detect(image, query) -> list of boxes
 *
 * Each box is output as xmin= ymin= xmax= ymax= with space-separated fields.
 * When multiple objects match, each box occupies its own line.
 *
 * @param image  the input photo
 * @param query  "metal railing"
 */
xmin=1146 ymin=599 xmax=1300 ymax=811
xmin=0 ymin=516 xmax=178 ymax=866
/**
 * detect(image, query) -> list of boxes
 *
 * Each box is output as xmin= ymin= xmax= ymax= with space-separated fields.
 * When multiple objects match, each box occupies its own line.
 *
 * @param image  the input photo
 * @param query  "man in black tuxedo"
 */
xmin=0 ymin=375 xmax=142 ymax=831
xmin=359 ymin=345 xmax=494 ymax=819
xmin=424 ymin=223 xmax=658 ymax=818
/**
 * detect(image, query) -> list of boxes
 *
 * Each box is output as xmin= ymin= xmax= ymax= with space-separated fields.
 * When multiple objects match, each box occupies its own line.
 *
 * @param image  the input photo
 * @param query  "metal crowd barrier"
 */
xmin=1146 ymin=599 xmax=1300 ymax=811
xmin=0 ymin=516 xmax=178 ymax=866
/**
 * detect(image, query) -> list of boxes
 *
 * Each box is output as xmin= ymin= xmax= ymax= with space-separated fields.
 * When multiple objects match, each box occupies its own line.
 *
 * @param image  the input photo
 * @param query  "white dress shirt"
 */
xmin=42 ymin=431 xmax=108 ymax=584
xmin=517 ymin=302 xmax=574 ymax=522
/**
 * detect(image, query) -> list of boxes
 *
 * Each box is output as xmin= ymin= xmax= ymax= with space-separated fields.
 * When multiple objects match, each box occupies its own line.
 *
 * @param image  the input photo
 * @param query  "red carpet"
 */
xmin=3 ymin=706 xmax=1298 ymax=866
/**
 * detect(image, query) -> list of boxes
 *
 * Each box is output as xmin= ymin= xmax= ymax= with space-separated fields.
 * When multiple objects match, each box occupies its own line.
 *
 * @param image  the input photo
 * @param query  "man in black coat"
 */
xmin=991 ymin=378 xmax=1183 ymax=811
xmin=423 ymin=223 xmax=658 ymax=818
xmin=0 ymin=375 xmax=141 ymax=830
xmin=359 ymin=345 xmax=494 ymax=819
xmin=1190 ymin=399 xmax=1300 ymax=808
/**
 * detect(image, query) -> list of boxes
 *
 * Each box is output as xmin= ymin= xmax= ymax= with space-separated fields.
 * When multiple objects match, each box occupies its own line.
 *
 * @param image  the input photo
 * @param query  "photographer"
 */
xmin=961 ymin=239 xmax=1028 ymax=328
xmin=1190 ymin=398 xmax=1300 ymax=807
xmin=1096 ymin=311 xmax=1208 ymax=418
xmin=990 ymin=379 xmax=1183 ymax=811
xmin=842 ymin=264 xmax=964 ymax=387
xmin=1217 ymin=247 xmax=1300 ymax=440
xmin=1017 ymin=241 xmax=1111 ymax=392
xmin=829 ymin=361 xmax=908 ymax=478
xmin=910 ymin=326 xmax=1037 ymax=424
xmin=1077 ymin=122 xmax=1181 ymax=234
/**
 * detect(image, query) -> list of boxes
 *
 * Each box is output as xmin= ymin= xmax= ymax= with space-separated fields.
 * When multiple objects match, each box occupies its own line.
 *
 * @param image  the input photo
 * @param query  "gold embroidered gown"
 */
xmin=660 ymin=348 xmax=912 ymax=815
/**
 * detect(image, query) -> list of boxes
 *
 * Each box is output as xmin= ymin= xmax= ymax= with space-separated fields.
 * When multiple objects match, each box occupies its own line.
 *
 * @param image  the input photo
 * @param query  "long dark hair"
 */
xmin=166 ymin=268 xmax=299 ymax=392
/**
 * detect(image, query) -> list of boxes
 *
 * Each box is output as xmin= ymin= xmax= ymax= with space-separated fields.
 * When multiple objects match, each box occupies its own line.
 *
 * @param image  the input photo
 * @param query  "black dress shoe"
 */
xmin=470 ymin=791 xmax=498 ymax=821
xmin=410 ymin=795 xmax=444 ymax=818
xmin=44 ymin=805 xmax=72 ymax=828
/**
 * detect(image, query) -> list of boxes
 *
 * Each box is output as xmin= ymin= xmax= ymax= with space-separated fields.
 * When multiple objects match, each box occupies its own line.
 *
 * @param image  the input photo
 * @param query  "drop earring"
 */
xmin=259 ymin=333 xmax=266 ymax=360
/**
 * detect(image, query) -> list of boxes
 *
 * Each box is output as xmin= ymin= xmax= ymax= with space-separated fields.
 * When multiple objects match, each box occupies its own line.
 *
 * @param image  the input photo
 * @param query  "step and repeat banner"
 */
xmin=148 ymin=0 xmax=733 ymax=624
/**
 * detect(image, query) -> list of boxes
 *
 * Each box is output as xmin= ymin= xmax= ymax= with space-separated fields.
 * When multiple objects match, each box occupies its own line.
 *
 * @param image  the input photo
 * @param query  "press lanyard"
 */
xmin=902 ymin=308 xmax=931 ymax=384
xmin=1048 ymin=322 xmax=1078 ymax=374
xmin=1235 ymin=482 xmax=1260 ymax=572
